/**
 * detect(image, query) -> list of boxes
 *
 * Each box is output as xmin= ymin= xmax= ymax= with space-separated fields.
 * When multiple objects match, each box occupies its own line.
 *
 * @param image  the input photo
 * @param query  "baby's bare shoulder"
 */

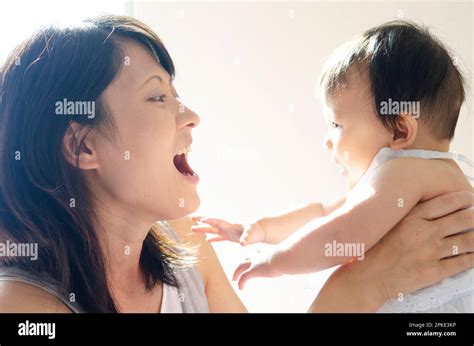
xmin=385 ymin=156 xmax=472 ymax=200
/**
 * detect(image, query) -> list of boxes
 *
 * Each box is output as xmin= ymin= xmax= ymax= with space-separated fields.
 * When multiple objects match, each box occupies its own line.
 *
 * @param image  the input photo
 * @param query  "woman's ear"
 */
xmin=390 ymin=113 xmax=418 ymax=150
xmin=63 ymin=122 xmax=99 ymax=170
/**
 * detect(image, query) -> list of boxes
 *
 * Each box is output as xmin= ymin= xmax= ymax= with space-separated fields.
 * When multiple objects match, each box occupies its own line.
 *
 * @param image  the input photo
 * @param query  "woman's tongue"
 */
xmin=174 ymin=153 xmax=195 ymax=176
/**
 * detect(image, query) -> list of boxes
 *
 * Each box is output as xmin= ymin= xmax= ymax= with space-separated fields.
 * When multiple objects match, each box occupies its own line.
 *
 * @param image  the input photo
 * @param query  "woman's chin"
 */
xmin=170 ymin=193 xmax=200 ymax=220
xmin=185 ymin=195 xmax=200 ymax=214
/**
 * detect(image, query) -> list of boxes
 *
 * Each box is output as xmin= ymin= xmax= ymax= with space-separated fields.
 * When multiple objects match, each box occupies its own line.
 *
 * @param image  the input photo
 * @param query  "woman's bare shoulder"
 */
xmin=0 ymin=281 xmax=72 ymax=313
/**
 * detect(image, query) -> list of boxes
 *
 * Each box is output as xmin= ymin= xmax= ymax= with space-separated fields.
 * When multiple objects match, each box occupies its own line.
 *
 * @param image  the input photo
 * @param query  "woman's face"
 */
xmin=92 ymin=39 xmax=201 ymax=221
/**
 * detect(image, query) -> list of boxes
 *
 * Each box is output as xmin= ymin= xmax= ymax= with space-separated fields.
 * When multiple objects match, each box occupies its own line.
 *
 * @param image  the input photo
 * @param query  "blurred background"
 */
xmin=1 ymin=0 xmax=472 ymax=312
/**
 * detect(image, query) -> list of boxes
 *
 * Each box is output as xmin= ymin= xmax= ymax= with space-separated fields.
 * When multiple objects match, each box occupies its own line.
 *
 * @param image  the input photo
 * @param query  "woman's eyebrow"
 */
xmin=139 ymin=74 xmax=170 ymax=90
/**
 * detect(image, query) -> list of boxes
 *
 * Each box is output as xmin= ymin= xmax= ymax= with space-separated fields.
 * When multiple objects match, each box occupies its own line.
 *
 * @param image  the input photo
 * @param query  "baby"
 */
xmin=192 ymin=21 xmax=473 ymax=312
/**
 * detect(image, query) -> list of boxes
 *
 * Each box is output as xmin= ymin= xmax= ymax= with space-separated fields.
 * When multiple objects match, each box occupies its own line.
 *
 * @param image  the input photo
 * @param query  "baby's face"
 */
xmin=322 ymin=68 xmax=393 ymax=189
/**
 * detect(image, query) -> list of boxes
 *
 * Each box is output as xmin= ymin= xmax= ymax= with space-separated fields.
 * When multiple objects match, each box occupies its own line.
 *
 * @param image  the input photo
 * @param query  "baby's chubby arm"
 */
xmin=268 ymin=158 xmax=425 ymax=274
xmin=191 ymin=197 xmax=346 ymax=246
xmin=248 ymin=196 xmax=346 ymax=244
xmin=233 ymin=158 xmax=428 ymax=288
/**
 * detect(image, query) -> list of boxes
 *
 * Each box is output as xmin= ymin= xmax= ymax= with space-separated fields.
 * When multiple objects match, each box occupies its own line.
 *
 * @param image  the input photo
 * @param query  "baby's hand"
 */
xmin=191 ymin=216 xmax=265 ymax=245
xmin=232 ymin=246 xmax=282 ymax=290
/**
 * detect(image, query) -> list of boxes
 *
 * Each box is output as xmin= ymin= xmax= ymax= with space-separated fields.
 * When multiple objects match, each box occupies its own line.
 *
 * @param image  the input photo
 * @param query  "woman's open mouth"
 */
xmin=173 ymin=146 xmax=199 ymax=184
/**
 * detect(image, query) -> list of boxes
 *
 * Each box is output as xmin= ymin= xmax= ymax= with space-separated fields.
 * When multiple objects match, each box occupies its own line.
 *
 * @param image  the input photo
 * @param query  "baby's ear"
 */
xmin=389 ymin=113 xmax=418 ymax=150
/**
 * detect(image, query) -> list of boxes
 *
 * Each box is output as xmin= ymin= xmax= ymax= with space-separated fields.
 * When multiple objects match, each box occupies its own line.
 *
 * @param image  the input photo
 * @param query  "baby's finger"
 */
xmin=200 ymin=218 xmax=228 ymax=228
xmin=207 ymin=235 xmax=226 ymax=243
xmin=232 ymin=261 xmax=251 ymax=281
xmin=191 ymin=225 xmax=220 ymax=234
xmin=191 ymin=216 xmax=205 ymax=223
xmin=239 ymin=230 xmax=250 ymax=246
xmin=240 ymin=228 xmax=259 ymax=246
xmin=238 ymin=270 xmax=254 ymax=290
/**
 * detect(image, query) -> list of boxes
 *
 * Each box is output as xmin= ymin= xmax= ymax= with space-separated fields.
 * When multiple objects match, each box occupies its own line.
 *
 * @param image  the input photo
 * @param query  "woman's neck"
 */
xmin=93 ymin=200 xmax=154 ymax=295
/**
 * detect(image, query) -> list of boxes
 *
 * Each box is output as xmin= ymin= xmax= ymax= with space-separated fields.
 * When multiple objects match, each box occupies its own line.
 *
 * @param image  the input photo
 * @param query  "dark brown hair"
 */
xmin=320 ymin=20 xmax=465 ymax=140
xmin=0 ymin=15 xmax=196 ymax=312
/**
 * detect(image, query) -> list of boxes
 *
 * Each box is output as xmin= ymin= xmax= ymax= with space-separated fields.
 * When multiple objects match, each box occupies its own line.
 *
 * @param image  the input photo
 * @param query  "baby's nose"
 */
xmin=324 ymin=136 xmax=332 ymax=150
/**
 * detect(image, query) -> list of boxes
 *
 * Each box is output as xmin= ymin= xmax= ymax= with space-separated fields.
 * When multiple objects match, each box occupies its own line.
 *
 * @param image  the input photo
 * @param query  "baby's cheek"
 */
xmin=331 ymin=132 xmax=345 ymax=157
xmin=337 ymin=133 xmax=358 ymax=165
xmin=346 ymin=143 xmax=375 ymax=178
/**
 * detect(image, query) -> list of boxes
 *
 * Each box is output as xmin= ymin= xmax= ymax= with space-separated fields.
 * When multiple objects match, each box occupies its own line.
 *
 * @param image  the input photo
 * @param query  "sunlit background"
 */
xmin=1 ymin=0 xmax=472 ymax=312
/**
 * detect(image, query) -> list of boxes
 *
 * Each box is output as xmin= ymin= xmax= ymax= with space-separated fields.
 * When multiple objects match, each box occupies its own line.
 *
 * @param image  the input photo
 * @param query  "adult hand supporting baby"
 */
xmin=309 ymin=190 xmax=474 ymax=312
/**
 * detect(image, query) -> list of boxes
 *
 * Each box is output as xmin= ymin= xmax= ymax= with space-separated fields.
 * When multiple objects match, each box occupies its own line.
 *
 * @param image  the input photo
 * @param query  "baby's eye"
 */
xmin=330 ymin=121 xmax=342 ymax=129
xmin=150 ymin=94 xmax=167 ymax=103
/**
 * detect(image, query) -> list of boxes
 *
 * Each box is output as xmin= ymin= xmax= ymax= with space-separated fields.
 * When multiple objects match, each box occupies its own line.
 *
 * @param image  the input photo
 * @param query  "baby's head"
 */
xmin=320 ymin=21 xmax=465 ymax=187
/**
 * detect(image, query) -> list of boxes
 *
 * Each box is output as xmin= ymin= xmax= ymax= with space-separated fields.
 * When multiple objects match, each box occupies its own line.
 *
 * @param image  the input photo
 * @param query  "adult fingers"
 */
xmin=435 ymin=207 xmax=474 ymax=238
xmin=410 ymin=190 xmax=473 ymax=220
xmin=440 ymin=231 xmax=474 ymax=259
xmin=439 ymin=252 xmax=474 ymax=279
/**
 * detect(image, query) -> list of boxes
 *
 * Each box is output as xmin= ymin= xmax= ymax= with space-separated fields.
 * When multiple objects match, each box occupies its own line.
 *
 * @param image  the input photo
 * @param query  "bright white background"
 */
xmin=1 ymin=0 xmax=472 ymax=312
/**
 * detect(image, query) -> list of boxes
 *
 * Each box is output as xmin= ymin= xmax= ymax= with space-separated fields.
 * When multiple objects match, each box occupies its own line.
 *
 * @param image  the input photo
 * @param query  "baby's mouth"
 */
xmin=333 ymin=156 xmax=348 ymax=176
xmin=339 ymin=164 xmax=348 ymax=176
xmin=173 ymin=146 xmax=197 ymax=177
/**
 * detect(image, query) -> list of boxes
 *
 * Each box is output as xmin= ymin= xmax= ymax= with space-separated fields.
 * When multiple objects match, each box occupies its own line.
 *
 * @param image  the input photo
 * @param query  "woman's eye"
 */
xmin=330 ymin=121 xmax=342 ymax=129
xmin=150 ymin=94 xmax=167 ymax=103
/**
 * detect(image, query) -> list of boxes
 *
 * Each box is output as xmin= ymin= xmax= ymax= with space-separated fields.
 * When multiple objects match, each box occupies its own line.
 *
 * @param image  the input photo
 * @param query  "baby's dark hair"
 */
xmin=320 ymin=20 xmax=465 ymax=140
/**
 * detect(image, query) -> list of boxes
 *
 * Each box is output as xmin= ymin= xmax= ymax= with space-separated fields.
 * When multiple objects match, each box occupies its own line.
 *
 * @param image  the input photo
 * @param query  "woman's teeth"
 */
xmin=175 ymin=146 xmax=192 ymax=156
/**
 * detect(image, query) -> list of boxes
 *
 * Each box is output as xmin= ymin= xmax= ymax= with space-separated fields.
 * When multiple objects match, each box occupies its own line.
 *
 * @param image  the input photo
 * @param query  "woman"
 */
xmin=0 ymin=15 xmax=472 ymax=313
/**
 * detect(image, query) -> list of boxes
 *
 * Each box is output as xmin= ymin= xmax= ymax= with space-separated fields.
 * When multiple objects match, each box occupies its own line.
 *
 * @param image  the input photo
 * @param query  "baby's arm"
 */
xmin=255 ymin=195 xmax=346 ymax=244
xmin=268 ymin=158 xmax=425 ymax=274
xmin=192 ymin=197 xmax=346 ymax=245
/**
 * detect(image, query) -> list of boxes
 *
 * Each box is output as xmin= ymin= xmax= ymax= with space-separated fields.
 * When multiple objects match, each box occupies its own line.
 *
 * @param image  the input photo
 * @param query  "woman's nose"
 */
xmin=178 ymin=103 xmax=200 ymax=129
